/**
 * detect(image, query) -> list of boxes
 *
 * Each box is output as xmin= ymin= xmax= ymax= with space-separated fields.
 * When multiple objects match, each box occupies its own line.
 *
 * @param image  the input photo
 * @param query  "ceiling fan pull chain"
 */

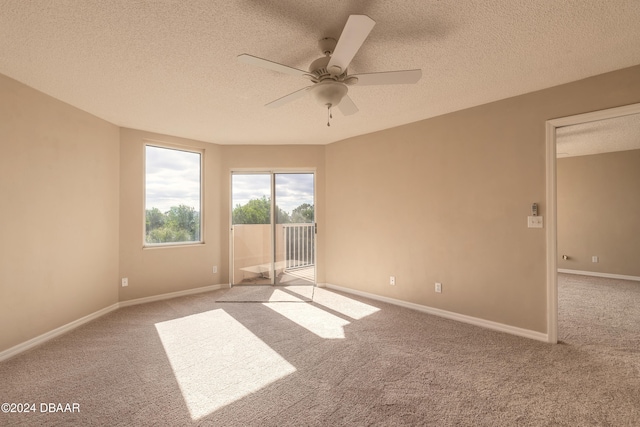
xmin=327 ymin=104 xmax=332 ymax=127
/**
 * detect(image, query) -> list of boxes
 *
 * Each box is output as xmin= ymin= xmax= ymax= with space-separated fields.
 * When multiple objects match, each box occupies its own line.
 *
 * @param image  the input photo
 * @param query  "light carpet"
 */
xmin=216 ymin=285 xmax=314 ymax=302
xmin=0 ymin=274 xmax=638 ymax=426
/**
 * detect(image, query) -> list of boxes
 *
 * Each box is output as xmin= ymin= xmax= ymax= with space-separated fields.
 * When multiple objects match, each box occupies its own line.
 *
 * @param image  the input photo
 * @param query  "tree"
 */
xmin=145 ymin=199 xmax=314 ymax=243
xmin=145 ymin=204 xmax=200 ymax=243
xmin=166 ymin=205 xmax=199 ymax=239
xmin=276 ymin=206 xmax=291 ymax=224
xmin=146 ymin=207 xmax=165 ymax=231
xmin=147 ymin=227 xmax=191 ymax=243
xmin=232 ymin=196 xmax=271 ymax=224
xmin=291 ymin=203 xmax=314 ymax=223
xmin=232 ymin=196 xmax=298 ymax=225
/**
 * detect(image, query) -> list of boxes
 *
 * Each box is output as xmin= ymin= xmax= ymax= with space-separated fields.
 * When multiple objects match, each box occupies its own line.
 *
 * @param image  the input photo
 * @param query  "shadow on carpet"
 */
xmin=216 ymin=285 xmax=314 ymax=302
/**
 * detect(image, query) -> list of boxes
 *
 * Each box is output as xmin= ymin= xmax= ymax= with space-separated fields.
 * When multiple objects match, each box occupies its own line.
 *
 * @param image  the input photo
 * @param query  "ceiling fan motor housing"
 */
xmin=309 ymin=56 xmax=342 ymax=80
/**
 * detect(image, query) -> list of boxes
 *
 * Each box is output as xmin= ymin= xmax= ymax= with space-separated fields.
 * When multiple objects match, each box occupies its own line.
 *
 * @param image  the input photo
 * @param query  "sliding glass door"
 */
xmin=231 ymin=173 xmax=273 ymax=285
xmin=274 ymin=173 xmax=315 ymax=286
xmin=231 ymin=172 xmax=315 ymax=286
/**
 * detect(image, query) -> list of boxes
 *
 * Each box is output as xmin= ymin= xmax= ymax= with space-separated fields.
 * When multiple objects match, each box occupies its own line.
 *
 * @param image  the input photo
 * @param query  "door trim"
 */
xmin=545 ymin=102 xmax=640 ymax=344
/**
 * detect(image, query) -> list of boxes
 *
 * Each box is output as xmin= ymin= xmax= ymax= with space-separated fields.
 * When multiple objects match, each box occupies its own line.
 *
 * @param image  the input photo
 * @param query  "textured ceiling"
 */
xmin=1 ymin=0 xmax=640 ymax=145
xmin=556 ymin=113 xmax=640 ymax=158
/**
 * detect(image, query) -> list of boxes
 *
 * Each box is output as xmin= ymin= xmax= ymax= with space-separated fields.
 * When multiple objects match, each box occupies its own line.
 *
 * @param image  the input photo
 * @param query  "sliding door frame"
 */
xmin=229 ymin=168 xmax=317 ymax=287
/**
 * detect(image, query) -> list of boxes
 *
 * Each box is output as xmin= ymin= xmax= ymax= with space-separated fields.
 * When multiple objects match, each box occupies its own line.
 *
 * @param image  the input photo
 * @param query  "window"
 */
xmin=145 ymin=145 xmax=202 ymax=245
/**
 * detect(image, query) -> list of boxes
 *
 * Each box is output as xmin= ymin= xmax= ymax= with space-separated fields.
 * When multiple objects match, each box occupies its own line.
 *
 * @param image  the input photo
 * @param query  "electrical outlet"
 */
xmin=592 ymin=256 xmax=599 ymax=263
xmin=212 ymin=266 xmax=218 ymax=274
xmin=435 ymin=282 xmax=442 ymax=293
xmin=121 ymin=278 xmax=128 ymax=287
xmin=390 ymin=276 xmax=396 ymax=286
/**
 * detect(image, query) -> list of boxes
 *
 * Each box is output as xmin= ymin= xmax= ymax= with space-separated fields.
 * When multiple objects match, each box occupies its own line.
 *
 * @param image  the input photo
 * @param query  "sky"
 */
xmin=232 ymin=173 xmax=314 ymax=214
xmin=145 ymin=144 xmax=314 ymax=215
xmin=145 ymin=145 xmax=201 ymax=213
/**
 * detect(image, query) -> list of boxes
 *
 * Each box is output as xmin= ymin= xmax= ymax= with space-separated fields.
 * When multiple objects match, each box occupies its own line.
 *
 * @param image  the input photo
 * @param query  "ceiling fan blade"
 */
xmin=352 ymin=69 xmax=422 ymax=85
xmin=265 ymin=86 xmax=311 ymax=108
xmin=327 ymin=15 xmax=375 ymax=75
xmin=238 ymin=54 xmax=307 ymax=77
xmin=337 ymin=94 xmax=358 ymax=116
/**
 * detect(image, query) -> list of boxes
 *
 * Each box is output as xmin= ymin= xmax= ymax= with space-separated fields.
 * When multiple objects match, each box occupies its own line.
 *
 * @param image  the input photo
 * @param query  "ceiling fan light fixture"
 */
xmin=309 ymin=80 xmax=348 ymax=108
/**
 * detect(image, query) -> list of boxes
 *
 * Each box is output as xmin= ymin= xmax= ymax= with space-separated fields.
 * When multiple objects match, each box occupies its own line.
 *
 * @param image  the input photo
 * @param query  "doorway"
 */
xmin=545 ymin=102 xmax=640 ymax=343
xmin=231 ymin=171 xmax=316 ymax=287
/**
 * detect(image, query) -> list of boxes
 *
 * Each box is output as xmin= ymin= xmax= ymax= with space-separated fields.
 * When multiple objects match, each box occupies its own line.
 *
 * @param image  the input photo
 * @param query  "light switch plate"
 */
xmin=527 ymin=216 xmax=543 ymax=228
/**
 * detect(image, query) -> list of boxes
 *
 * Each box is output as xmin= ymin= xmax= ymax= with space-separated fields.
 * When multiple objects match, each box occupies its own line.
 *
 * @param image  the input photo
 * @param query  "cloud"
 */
xmin=232 ymin=174 xmax=271 ymax=208
xmin=232 ymin=173 xmax=314 ymax=214
xmin=275 ymin=173 xmax=314 ymax=213
xmin=145 ymin=157 xmax=315 ymax=219
xmin=145 ymin=146 xmax=201 ymax=212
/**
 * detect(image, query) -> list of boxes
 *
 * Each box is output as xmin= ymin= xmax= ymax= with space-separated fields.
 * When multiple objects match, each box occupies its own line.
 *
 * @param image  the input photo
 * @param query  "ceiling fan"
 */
xmin=238 ymin=15 xmax=422 ymax=125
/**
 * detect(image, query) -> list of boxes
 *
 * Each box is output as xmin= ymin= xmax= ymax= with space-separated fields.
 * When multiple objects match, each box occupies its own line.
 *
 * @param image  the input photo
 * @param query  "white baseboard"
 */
xmin=0 ymin=303 xmax=120 ymax=363
xmin=324 ymin=283 xmax=548 ymax=343
xmin=558 ymin=269 xmax=640 ymax=282
xmin=118 ymin=283 xmax=226 ymax=308
xmin=1 ymin=283 xmax=227 ymax=362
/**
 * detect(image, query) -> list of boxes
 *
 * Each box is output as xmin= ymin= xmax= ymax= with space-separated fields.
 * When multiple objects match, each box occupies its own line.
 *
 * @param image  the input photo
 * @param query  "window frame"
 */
xmin=143 ymin=142 xmax=204 ymax=248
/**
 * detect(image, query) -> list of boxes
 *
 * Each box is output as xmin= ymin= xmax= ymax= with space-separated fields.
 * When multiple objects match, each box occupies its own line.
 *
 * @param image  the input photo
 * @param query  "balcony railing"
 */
xmin=283 ymin=223 xmax=315 ymax=270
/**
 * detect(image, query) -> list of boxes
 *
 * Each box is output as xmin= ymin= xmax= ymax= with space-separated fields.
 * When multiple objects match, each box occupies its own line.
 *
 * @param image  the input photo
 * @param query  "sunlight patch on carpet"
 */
xmin=216 ymin=286 xmax=313 ymax=302
xmin=311 ymin=288 xmax=380 ymax=320
xmin=263 ymin=301 xmax=351 ymax=339
xmin=155 ymin=309 xmax=296 ymax=420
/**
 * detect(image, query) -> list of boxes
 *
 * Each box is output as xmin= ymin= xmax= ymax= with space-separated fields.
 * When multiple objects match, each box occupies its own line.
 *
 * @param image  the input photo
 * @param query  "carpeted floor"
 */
xmin=216 ymin=285 xmax=315 ymax=302
xmin=0 ymin=274 xmax=638 ymax=426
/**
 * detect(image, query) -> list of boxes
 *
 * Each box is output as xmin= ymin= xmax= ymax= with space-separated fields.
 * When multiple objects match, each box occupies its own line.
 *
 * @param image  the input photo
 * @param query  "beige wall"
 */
xmin=0 ymin=74 xmax=120 ymax=352
xmin=119 ymin=128 xmax=224 ymax=301
xmin=325 ymin=65 xmax=640 ymax=333
xmin=558 ymin=149 xmax=640 ymax=277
